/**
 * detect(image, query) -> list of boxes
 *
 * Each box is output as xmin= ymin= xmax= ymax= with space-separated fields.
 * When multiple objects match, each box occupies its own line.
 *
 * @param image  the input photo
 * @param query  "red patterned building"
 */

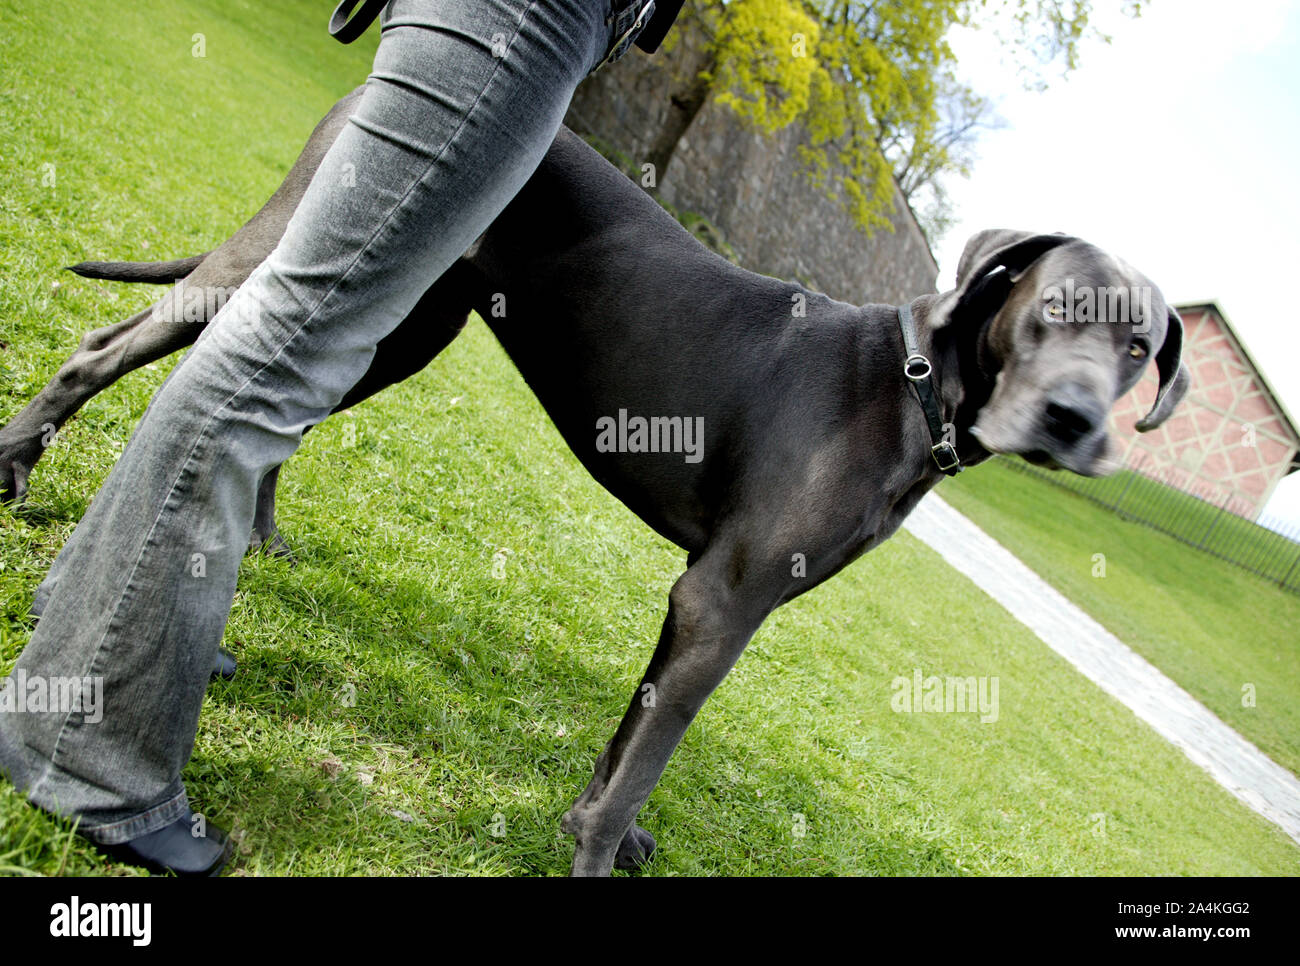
xmin=1109 ymin=301 xmax=1300 ymax=519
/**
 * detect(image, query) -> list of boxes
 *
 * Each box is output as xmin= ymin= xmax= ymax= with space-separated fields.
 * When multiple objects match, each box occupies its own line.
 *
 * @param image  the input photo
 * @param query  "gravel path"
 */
xmin=902 ymin=492 xmax=1300 ymax=846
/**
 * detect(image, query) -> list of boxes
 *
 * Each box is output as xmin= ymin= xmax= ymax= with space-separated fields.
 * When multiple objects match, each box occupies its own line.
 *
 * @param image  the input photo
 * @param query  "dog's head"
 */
xmin=930 ymin=229 xmax=1190 ymax=476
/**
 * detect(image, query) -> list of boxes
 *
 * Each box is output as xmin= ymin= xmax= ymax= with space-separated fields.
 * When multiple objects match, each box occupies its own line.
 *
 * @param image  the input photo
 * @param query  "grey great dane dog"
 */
xmin=0 ymin=85 xmax=1188 ymax=875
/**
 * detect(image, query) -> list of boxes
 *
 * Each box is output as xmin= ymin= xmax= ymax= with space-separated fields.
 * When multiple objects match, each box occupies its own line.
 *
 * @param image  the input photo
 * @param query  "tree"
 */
xmin=643 ymin=0 xmax=1144 ymax=239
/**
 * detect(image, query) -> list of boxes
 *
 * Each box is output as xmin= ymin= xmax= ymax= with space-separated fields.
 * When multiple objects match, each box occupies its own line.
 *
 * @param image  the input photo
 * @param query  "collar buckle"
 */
xmin=898 ymin=303 xmax=963 ymax=477
xmin=930 ymin=440 xmax=961 ymax=473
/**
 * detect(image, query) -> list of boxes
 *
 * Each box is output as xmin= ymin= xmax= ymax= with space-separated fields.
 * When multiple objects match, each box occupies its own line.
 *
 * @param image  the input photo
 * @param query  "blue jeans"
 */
xmin=0 ymin=0 xmax=650 ymax=845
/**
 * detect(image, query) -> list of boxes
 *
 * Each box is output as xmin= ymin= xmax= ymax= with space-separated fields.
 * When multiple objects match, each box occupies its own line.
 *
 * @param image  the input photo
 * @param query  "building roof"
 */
xmin=1174 ymin=300 xmax=1300 ymax=474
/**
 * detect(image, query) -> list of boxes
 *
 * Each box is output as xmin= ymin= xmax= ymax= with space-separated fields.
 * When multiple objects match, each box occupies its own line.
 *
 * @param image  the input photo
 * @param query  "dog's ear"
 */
xmin=933 ymin=229 xmax=1078 ymax=330
xmin=1135 ymin=306 xmax=1191 ymax=432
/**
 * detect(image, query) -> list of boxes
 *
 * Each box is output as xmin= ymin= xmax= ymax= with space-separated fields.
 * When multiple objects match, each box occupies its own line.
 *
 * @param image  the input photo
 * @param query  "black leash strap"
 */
xmin=330 ymin=0 xmax=389 ymax=43
xmin=897 ymin=303 xmax=962 ymax=475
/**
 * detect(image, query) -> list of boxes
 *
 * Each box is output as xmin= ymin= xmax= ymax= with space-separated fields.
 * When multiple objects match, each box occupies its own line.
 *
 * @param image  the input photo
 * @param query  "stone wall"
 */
xmin=564 ymin=43 xmax=939 ymax=306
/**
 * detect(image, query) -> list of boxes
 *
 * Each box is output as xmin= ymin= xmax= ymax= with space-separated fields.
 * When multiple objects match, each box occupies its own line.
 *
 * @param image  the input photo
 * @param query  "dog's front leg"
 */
xmin=563 ymin=546 xmax=772 ymax=876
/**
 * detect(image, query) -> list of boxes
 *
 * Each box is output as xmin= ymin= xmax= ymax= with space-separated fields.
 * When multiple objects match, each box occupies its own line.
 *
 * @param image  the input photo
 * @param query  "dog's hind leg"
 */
xmin=0 ymin=291 xmax=205 ymax=506
xmin=23 ymin=261 xmax=472 ymax=607
xmin=249 ymin=465 xmax=292 ymax=558
xmin=0 ymin=87 xmax=367 ymax=508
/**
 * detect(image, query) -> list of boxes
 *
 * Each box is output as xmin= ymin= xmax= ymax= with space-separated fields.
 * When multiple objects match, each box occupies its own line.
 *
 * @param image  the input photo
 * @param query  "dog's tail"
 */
xmin=66 ymin=252 xmax=211 ymax=284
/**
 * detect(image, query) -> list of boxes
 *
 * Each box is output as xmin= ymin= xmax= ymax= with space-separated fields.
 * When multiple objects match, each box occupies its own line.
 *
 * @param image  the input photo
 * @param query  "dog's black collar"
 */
xmin=897 ymin=303 xmax=962 ymax=476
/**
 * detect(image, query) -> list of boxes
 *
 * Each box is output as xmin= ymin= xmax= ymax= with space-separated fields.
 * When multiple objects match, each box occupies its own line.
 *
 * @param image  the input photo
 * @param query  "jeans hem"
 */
xmin=77 ymin=789 xmax=191 ymax=846
xmin=0 ymin=721 xmax=190 ymax=845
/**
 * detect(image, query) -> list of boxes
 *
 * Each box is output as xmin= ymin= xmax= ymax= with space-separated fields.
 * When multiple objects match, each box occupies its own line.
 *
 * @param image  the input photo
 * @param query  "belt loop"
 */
xmin=592 ymin=0 xmax=655 ymax=73
xmin=330 ymin=0 xmax=389 ymax=44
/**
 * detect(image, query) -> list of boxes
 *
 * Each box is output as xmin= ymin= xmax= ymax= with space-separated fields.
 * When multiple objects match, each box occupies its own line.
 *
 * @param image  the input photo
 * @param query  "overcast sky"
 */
xmin=933 ymin=0 xmax=1300 ymax=527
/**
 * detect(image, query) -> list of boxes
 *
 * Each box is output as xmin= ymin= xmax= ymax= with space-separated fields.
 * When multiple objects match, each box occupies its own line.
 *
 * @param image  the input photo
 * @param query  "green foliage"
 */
xmin=676 ymin=0 xmax=1139 ymax=238
xmin=710 ymin=0 xmax=824 ymax=131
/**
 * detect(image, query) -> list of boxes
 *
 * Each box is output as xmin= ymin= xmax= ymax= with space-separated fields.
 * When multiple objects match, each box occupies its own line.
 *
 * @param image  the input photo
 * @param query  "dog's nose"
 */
xmin=1043 ymin=383 xmax=1104 ymax=446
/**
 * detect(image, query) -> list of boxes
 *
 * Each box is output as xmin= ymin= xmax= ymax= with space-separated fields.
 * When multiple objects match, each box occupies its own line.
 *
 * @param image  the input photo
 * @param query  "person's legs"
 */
xmin=0 ymin=0 xmax=634 ymax=846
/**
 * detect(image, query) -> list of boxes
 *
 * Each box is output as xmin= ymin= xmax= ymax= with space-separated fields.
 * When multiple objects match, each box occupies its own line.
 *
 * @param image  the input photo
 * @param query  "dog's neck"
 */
xmin=910 ymin=294 xmax=998 ymax=471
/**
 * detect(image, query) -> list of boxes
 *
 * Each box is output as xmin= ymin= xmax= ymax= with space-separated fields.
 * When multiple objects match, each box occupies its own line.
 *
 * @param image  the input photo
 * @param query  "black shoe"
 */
xmin=212 ymin=648 xmax=237 ymax=681
xmin=94 ymin=808 xmax=232 ymax=877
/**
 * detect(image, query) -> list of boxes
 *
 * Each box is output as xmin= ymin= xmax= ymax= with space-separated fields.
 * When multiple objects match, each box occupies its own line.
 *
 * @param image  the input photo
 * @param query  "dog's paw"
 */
xmin=248 ymin=527 xmax=297 ymax=564
xmin=0 ymin=447 xmax=34 ymax=507
xmin=613 ymin=823 xmax=656 ymax=872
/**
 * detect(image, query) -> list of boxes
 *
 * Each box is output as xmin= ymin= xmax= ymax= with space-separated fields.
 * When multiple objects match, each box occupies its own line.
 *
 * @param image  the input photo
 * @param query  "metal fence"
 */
xmin=1001 ymin=454 xmax=1300 ymax=593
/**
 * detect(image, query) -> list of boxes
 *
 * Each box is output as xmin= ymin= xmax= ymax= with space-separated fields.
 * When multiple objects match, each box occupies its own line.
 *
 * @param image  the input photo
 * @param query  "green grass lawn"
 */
xmin=940 ymin=460 xmax=1300 ymax=779
xmin=988 ymin=461 xmax=1300 ymax=587
xmin=2 ymin=0 xmax=1299 ymax=876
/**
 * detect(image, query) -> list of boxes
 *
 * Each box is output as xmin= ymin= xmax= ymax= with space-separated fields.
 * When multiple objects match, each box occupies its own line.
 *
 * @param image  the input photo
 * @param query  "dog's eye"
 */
xmin=1128 ymin=341 xmax=1148 ymax=360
